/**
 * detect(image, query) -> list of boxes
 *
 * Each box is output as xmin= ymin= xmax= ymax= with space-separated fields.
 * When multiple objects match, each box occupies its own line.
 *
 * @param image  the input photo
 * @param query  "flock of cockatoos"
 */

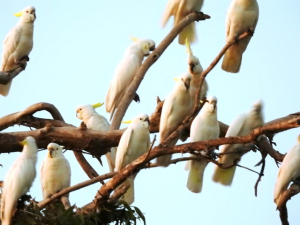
xmin=0 ymin=1 xmax=299 ymax=225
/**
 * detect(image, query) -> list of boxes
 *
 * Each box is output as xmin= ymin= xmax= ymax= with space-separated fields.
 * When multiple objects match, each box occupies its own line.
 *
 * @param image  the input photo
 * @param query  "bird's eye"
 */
xmin=140 ymin=118 xmax=142 ymax=120
xmin=26 ymin=11 xmax=28 ymax=13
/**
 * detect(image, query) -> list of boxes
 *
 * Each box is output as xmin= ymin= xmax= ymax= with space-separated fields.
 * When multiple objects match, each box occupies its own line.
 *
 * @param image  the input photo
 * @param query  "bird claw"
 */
xmin=16 ymin=60 xmax=27 ymax=70
xmin=234 ymin=35 xmax=239 ymax=44
xmin=133 ymin=93 xmax=140 ymax=103
xmin=247 ymin=27 xmax=254 ymax=36
xmin=20 ymin=55 xmax=30 ymax=61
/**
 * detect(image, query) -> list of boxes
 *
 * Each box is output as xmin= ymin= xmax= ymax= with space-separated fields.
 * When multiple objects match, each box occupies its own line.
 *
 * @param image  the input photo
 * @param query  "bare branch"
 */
xmin=96 ymin=116 xmax=300 ymax=203
xmin=37 ymin=172 xmax=116 ymax=209
xmin=0 ymin=102 xmax=64 ymax=131
xmin=110 ymin=12 xmax=211 ymax=130
xmin=277 ymin=179 xmax=300 ymax=225
xmin=0 ymin=59 xmax=27 ymax=85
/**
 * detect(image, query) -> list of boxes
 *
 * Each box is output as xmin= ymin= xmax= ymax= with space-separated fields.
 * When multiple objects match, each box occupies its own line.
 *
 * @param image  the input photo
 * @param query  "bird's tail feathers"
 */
xmin=120 ymin=177 xmax=135 ymax=205
xmin=186 ymin=160 xmax=208 ymax=193
xmin=0 ymin=81 xmax=12 ymax=97
xmin=61 ymin=196 xmax=71 ymax=209
xmin=1 ymin=193 xmax=16 ymax=225
xmin=156 ymin=155 xmax=172 ymax=167
xmin=161 ymin=2 xmax=173 ymax=27
xmin=184 ymin=160 xmax=191 ymax=171
xmin=105 ymin=151 xmax=115 ymax=173
xmin=212 ymin=165 xmax=236 ymax=186
xmin=178 ymin=23 xmax=197 ymax=45
xmin=221 ymin=48 xmax=242 ymax=73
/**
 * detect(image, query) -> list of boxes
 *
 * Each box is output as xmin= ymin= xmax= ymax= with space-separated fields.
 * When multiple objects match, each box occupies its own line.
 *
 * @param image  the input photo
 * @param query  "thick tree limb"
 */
xmin=0 ymin=102 xmax=104 ymax=185
xmin=110 ymin=11 xmax=211 ymax=130
xmin=0 ymin=102 xmax=64 ymax=131
xmin=277 ymin=179 xmax=300 ymax=225
xmin=96 ymin=116 xmax=300 ymax=203
xmin=0 ymin=113 xmax=297 ymax=158
xmin=0 ymin=59 xmax=27 ymax=85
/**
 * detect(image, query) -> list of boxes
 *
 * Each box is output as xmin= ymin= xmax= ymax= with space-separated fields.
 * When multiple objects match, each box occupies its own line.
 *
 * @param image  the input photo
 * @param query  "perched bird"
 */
xmin=179 ymin=39 xmax=208 ymax=142
xmin=0 ymin=136 xmax=38 ymax=225
xmin=76 ymin=102 xmax=116 ymax=172
xmin=161 ymin=0 xmax=204 ymax=45
xmin=115 ymin=114 xmax=150 ymax=205
xmin=156 ymin=73 xmax=193 ymax=167
xmin=0 ymin=6 xmax=36 ymax=96
xmin=212 ymin=100 xmax=264 ymax=186
xmin=40 ymin=143 xmax=71 ymax=209
xmin=186 ymin=96 xmax=220 ymax=193
xmin=221 ymin=0 xmax=259 ymax=73
xmin=274 ymin=135 xmax=300 ymax=207
xmin=185 ymin=39 xmax=207 ymax=101
xmin=105 ymin=38 xmax=155 ymax=120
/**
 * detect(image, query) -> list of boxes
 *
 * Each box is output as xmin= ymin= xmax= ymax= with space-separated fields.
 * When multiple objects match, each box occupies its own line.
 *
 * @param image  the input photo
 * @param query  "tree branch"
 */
xmin=96 ymin=116 xmax=300 ymax=203
xmin=110 ymin=11 xmax=211 ymax=130
xmin=0 ymin=102 xmax=64 ymax=131
xmin=37 ymin=172 xmax=116 ymax=209
xmin=277 ymin=178 xmax=300 ymax=225
xmin=0 ymin=59 xmax=27 ymax=85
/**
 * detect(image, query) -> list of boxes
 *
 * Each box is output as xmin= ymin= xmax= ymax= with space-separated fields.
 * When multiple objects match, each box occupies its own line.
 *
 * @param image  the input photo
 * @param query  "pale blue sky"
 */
xmin=1 ymin=1 xmax=300 ymax=224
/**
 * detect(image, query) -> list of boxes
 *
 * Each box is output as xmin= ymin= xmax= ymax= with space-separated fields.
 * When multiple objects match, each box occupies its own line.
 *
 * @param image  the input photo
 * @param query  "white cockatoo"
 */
xmin=0 ymin=6 xmax=36 ymax=96
xmin=156 ymin=73 xmax=193 ymax=167
xmin=274 ymin=135 xmax=300 ymax=206
xmin=161 ymin=0 xmax=204 ymax=45
xmin=186 ymin=96 xmax=220 ymax=193
xmin=115 ymin=114 xmax=150 ymax=205
xmin=221 ymin=0 xmax=259 ymax=73
xmin=0 ymin=136 xmax=38 ymax=225
xmin=212 ymin=100 xmax=264 ymax=186
xmin=105 ymin=38 xmax=155 ymax=120
xmin=179 ymin=39 xmax=208 ymax=143
xmin=40 ymin=143 xmax=71 ymax=209
xmin=76 ymin=102 xmax=116 ymax=172
xmin=185 ymin=39 xmax=207 ymax=101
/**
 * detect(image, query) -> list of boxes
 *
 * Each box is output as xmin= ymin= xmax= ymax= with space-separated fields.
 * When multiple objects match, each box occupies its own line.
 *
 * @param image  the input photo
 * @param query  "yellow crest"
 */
xmin=91 ymin=102 xmax=104 ymax=108
xmin=130 ymin=36 xmax=139 ymax=42
xmin=173 ymin=77 xmax=179 ymax=82
xmin=20 ymin=139 xmax=28 ymax=146
xmin=122 ymin=120 xmax=132 ymax=124
xmin=13 ymin=11 xmax=23 ymax=17
xmin=185 ymin=38 xmax=192 ymax=55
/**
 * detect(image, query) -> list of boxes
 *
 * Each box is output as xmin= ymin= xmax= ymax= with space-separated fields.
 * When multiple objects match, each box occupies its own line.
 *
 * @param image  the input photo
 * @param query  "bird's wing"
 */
xmin=225 ymin=113 xmax=247 ymax=138
xmin=174 ymin=0 xmax=188 ymax=25
xmin=115 ymin=127 xmax=133 ymax=171
xmin=159 ymin=94 xmax=175 ymax=142
xmin=106 ymin=54 xmax=140 ymax=116
xmin=1 ymin=27 xmax=21 ymax=70
xmin=162 ymin=0 xmax=180 ymax=27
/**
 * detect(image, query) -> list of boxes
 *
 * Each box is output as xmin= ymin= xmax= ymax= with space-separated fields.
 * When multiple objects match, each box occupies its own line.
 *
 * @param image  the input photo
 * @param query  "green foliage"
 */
xmin=4 ymin=195 xmax=145 ymax=225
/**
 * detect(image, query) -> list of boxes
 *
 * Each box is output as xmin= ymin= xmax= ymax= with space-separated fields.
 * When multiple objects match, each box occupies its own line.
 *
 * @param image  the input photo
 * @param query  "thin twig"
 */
xmin=254 ymin=151 xmax=266 ymax=197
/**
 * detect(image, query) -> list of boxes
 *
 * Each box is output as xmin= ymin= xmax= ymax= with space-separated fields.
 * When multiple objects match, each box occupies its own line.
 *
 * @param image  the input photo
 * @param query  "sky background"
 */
xmin=1 ymin=1 xmax=300 ymax=224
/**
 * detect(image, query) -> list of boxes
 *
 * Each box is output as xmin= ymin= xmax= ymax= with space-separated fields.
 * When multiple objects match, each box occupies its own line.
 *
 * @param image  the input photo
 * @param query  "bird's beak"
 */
xmin=49 ymin=148 xmax=54 ymax=158
xmin=20 ymin=139 xmax=27 ymax=146
xmin=189 ymin=63 xmax=195 ymax=72
xmin=122 ymin=120 xmax=132 ymax=124
xmin=173 ymin=77 xmax=179 ymax=82
xmin=13 ymin=11 xmax=22 ymax=17
xmin=92 ymin=102 xmax=104 ymax=108
xmin=144 ymin=117 xmax=150 ymax=126
xmin=150 ymin=45 xmax=155 ymax=51
xmin=184 ymin=81 xmax=190 ymax=90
